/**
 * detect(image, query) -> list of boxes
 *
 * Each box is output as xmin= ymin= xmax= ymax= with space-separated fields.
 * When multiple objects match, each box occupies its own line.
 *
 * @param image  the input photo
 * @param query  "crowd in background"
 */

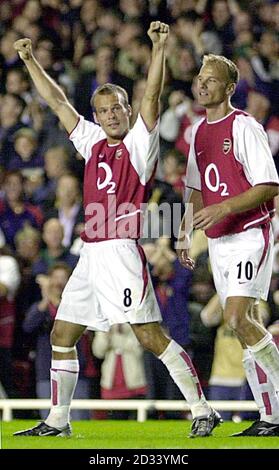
xmin=0 ymin=0 xmax=279 ymax=420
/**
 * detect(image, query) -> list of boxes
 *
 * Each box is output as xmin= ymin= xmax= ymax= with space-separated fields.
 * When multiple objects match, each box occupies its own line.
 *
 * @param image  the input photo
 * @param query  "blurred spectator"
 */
xmin=44 ymin=173 xmax=83 ymax=248
xmin=0 ymin=29 xmax=21 ymax=78
xmin=31 ymin=146 xmax=71 ymax=209
xmin=5 ymin=67 xmax=31 ymax=101
xmin=0 ymin=93 xmax=26 ymax=168
xmin=74 ymin=45 xmax=133 ymax=121
xmin=175 ymin=11 xmax=222 ymax=57
xmin=250 ymin=30 xmax=279 ymax=112
xmin=8 ymin=127 xmax=43 ymax=171
xmin=208 ymin=0 xmax=235 ymax=58
xmin=0 ymin=170 xmax=43 ymax=250
xmin=15 ymin=224 xmax=41 ymax=267
xmin=0 ymin=248 xmax=21 ymax=396
xmin=160 ymin=80 xmax=205 ymax=157
xmin=32 ymin=218 xmax=78 ymax=277
xmin=245 ymin=88 xmax=279 ymax=171
xmin=92 ymin=323 xmax=147 ymax=419
xmin=161 ymin=149 xmax=186 ymax=198
xmin=116 ymin=30 xmax=150 ymax=80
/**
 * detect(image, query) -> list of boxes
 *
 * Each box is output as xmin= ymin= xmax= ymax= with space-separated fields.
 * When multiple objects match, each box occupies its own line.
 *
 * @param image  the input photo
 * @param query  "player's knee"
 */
xmin=225 ymin=309 xmax=242 ymax=333
xmin=50 ymin=323 xmax=73 ymax=347
xmin=135 ymin=325 xmax=169 ymax=355
xmin=226 ymin=310 xmax=251 ymax=336
xmin=137 ymin=329 xmax=155 ymax=352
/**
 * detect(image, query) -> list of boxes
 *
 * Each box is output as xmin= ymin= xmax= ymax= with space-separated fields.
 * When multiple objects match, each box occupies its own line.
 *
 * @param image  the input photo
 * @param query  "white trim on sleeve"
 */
xmin=233 ymin=114 xmax=279 ymax=187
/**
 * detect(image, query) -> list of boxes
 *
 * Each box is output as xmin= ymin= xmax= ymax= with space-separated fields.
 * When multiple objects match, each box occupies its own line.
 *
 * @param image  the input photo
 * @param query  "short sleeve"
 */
xmin=233 ymin=115 xmax=279 ymax=187
xmin=123 ymin=114 xmax=160 ymax=184
xmin=69 ymin=115 xmax=106 ymax=163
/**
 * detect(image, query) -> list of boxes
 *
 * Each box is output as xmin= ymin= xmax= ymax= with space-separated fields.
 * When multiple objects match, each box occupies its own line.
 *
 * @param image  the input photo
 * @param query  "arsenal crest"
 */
xmin=223 ymin=138 xmax=232 ymax=155
xmin=115 ymin=149 xmax=123 ymax=159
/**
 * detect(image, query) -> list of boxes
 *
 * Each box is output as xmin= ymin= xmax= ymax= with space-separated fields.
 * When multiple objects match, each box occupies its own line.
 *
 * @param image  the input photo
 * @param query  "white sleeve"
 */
xmin=0 ymin=256 xmax=21 ymax=299
xmin=123 ymin=114 xmax=160 ymax=184
xmin=233 ymin=115 xmax=279 ymax=186
xmin=185 ymin=121 xmax=202 ymax=191
xmin=69 ymin=115 xmax=106 ymax=163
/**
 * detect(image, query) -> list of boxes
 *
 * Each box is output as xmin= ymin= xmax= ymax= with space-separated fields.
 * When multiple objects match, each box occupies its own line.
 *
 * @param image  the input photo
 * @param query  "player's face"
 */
xmin=196 ymin=64 xmax=230 ymax=108
xmin=94 ymin=92 xmax=131 ymax=143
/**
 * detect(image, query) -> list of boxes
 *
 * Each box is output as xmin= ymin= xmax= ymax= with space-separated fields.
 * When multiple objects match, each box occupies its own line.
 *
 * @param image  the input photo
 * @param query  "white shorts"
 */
xmin=208 ymin=225 xmax=274 ymax=308
xmin=56 ymin=239 xmax=161 ymax=331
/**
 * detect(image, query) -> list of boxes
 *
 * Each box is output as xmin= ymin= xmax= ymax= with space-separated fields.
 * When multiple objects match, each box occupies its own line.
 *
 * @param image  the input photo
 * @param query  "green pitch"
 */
xmin=1 ymin=420 xmax=279 ymax=449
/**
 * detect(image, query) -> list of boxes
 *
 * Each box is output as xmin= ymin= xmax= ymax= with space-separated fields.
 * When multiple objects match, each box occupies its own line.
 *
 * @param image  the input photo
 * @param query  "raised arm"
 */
xmin=140 ymin=21 xmax=169 ymax=131
xmin=14 ymin=38 xmax=79 ymax=134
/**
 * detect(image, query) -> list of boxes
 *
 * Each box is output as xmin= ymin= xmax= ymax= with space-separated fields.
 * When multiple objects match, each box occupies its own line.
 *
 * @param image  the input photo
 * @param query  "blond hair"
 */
xmin=90 ymin=83 xmax=129 ymax=110
xmin=202 ymin=54 xmax=239 ymax=85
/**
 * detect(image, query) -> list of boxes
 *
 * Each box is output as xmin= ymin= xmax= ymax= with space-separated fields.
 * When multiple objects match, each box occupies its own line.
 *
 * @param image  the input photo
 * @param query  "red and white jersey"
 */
xmin=69 ymin=114 xmax=159 ymax=242
xmin=186 ymin=109 xmax=279 ymax=238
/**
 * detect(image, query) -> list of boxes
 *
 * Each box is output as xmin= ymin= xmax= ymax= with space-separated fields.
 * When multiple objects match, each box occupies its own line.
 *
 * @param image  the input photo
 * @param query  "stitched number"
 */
xmin=123 ymin=288 xmax=132 ymax=307
xmin=237 ymin=261 xmax=253 ymax=280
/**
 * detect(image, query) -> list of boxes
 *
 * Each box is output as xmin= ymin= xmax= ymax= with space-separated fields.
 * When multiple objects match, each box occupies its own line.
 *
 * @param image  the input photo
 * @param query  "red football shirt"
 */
xmin=69 ymin=115 xmax=159 ymax=242
xmin=186 ymin=109 xmax=279 ymax=238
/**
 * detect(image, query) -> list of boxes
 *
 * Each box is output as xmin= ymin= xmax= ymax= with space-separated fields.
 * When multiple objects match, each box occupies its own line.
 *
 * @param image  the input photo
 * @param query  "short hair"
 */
xmin=15 ymin=224 xmax=41 ymax=246
xmin=90 ymin=83 xmax=129 ymax=110
xmin=47 ymin=261 xmax=72 ymax=278
xmin=202 ymin=54 xmax=239 ymax=85
xmin=14 ymin=127 xmax=37 ymax=143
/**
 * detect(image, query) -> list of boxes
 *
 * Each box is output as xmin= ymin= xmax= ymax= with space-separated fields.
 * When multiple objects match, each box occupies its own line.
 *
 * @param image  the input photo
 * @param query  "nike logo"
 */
xmin=197 ymin=151 xmax=203 ymax=156
xmin=239 ymin=281 xmax=248 ymax=284
xmin=38 ymin=431 xmax=57 ymax=436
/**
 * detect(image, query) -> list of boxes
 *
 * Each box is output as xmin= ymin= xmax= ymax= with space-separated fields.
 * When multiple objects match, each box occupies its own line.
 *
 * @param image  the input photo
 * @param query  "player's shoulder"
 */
xmin=69 ymin=115 xmax=106 ymax=140
xmin=130 ymin=113 xmax=159 ymax=134
xmin=233 ymin=109 xmax=263 ymax=133
xmin=192 ymin=116 xmax=206 ymax=132
xmin=191 ymin=116 xmax=206 ymax=140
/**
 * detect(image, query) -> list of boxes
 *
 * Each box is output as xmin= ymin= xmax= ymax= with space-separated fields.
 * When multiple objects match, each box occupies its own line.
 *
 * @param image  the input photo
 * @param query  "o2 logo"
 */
xmin=97 ymin=162 xmax=116 ymax=193
xmin=204 ymin=163 xmax=229 ymax=196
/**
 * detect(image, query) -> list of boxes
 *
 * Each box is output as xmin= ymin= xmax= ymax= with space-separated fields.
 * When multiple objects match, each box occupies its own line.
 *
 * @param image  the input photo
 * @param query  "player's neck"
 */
xmin=206 ymin=102 xmax=234 ymax=123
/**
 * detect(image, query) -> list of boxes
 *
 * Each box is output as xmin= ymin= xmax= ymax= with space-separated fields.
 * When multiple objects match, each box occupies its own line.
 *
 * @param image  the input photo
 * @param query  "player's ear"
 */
xmin=226 ymin=83 xmax=236 ymax=96
xmin=127 ymin=105 xmax=132 ymax=117
xmin=93 ymin=112 xmax=99 ymax=124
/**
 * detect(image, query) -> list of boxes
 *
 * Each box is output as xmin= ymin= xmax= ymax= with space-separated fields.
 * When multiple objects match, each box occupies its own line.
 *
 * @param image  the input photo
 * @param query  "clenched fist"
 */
xmin=14 ymin=38 xmax=33 ymax=61
xmin=147 ymin=21 xmax=169 ymax=45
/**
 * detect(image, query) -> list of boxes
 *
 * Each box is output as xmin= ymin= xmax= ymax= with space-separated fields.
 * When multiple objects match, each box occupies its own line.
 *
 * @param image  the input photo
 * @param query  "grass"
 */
xmin=1 ymin=420 xmax=279 ymax=449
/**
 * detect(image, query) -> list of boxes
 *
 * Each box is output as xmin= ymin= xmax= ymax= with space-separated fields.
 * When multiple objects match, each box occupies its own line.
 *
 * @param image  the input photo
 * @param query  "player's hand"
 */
xmin=193 ymin=203 xmax=230 ymax=231
xmin=148 ymin=21 xmax=169 ymax=46
xmin=14 ymin=38 xmax=33 ymax=61
xmin=176 ymin=248 xmax=195 ymax=270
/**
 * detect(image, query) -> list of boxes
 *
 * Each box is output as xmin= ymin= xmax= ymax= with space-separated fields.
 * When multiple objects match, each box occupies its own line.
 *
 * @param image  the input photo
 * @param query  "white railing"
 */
xmin=0 ymin=399 xmax=258 ymax=422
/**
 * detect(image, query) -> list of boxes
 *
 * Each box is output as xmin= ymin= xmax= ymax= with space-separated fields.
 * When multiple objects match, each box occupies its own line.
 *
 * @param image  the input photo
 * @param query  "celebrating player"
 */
xmin=14 ymin=23 xmax=220 ymax=438
xmin=178 ymin=54 xmax=279 ymax=436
